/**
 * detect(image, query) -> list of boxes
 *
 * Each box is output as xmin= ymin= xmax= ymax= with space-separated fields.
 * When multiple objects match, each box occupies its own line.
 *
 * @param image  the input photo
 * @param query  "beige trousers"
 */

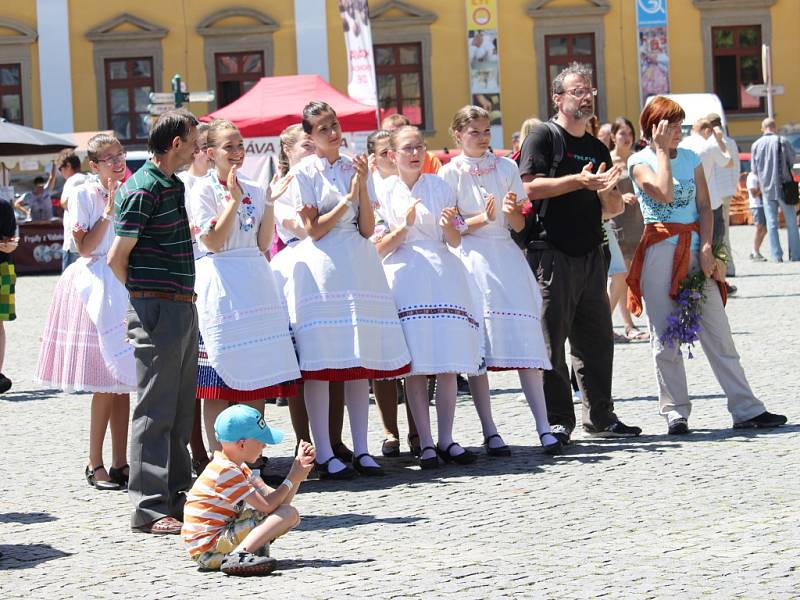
xmin=640 ymin=241 xmax=764 ymax=424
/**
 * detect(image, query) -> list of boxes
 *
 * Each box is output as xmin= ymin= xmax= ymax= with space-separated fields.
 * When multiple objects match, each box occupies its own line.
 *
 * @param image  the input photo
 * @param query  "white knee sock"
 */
xmin=519 ymin=369 xmax=558 ymax=445
xmin=405 ymin=375 xmax=436 ymax=459
xmin=468 ymin=373 xmax=503 ymax=447
xmin=343 ymin=379 xmax=378 ymax=468
xmin=435 ymin=374 xmax=463 ymax=455
xmin=304 ymin=380 xmax=344 ymax=472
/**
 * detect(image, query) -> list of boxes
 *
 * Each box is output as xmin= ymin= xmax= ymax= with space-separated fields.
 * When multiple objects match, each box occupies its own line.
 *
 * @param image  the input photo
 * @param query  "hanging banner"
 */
xmin=338 ymin=0 xmax=378 ymax=108
xmin=466 ymin=0 xmax=504 ymax=149
xmin=637 ymin=0 xmax=671 ymax=105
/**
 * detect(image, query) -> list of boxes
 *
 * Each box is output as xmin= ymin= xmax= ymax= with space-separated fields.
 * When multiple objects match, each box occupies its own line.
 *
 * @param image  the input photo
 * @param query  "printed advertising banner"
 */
xmin=240 ymin=133 xmax=371 ymax=188
xmin=338 ymin=0 xmax=378 ymax=108
xmin=637 ymin=0 xmax=670 ymax=105
xmin=466 ymin=0 xmax=504 ymax=149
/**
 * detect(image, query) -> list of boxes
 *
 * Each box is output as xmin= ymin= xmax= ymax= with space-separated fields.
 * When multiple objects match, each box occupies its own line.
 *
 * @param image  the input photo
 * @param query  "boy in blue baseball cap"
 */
xmin=182 ymin=404 xmax=315 ymax=576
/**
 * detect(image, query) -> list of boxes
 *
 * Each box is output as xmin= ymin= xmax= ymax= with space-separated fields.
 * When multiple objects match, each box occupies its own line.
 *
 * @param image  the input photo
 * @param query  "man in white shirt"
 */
xmin=707 ymin=113 xmax=739 ymax=276
xmin=679 ymin=118 xmax=735 ymax=293
xmin=56 ymin=150 xmax=87 ymax=270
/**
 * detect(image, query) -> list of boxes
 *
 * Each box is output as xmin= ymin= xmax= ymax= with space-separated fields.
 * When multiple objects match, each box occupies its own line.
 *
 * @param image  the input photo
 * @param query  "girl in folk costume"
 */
xmin=366 ymin=129 xmax=419 ymax=458
xmin=373 ymin=126 xmax=483 ymax=469
xmin=190 ymin=119 xmax=300 ymax=457
xmin=272 ymin=124 xmax=314 ymax=252
xmin=176 ymin=121 xmax=211 ymax=472
xmin=271 ymin=124 xmax=353 ymax=463
xmin=272 ymin=101 xmax=411 ymax=479
xmin=438 ymin=106 xmax=561 ymax=455
xmin=36 ymin=133 xmax=136 ymax=490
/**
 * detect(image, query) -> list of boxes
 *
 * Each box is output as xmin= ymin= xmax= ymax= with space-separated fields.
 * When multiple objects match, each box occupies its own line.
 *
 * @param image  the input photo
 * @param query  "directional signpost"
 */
xmin=744 ymin=44 xmax=783 ymax=120
xmin=147 ymin=74 xmax=215 ymax=123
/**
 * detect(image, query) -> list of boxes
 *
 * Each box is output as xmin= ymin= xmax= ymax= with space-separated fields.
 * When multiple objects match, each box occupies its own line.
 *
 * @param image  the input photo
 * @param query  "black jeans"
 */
xmin=527 ymin=245 xmax=617 ymax=433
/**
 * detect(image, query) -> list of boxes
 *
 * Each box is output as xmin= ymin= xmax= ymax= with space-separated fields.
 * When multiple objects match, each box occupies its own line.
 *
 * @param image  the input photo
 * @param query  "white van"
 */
xmin=645 ymin=93 xmax=726 ymax=135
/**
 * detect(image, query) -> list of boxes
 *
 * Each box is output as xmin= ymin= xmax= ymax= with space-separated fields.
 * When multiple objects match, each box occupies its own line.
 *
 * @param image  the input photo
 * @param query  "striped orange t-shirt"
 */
xmin=181 ymin=452 xmax=260 ymax=557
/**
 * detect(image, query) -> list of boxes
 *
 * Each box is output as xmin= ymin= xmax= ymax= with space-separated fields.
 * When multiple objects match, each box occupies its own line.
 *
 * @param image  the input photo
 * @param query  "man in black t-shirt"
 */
xmin=519 ymin=63 xmax=641 ymax=442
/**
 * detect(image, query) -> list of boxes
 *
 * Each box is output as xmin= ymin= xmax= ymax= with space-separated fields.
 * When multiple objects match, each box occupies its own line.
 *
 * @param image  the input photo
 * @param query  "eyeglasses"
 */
xmin=95 ymin=152 xmax=127 ymax=166
xmin=398 ymin=144 xmax=425 ymax=155
xmin=559 ymin=87 xmax=598 ymax=99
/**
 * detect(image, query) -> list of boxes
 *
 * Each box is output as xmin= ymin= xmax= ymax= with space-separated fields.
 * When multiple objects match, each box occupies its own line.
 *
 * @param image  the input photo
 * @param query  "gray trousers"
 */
xmin=640 ymin=241 xmax=764 ymax=424
xmin=127 ymin=297 xmax=198 ymax=528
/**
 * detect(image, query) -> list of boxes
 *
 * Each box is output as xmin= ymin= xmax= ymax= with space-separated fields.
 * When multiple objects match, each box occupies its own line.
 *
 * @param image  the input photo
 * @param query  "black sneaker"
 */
xmin=733 ymin=411 xmax=787 ymax=429
xmin=667 ymin=417 xmax=689 ymax=435
xmin=220 ymin=551 xmax=277 ymax=576
xmin=0 ymin=374 xmax=11 ymax=394
xmin=550 ymin=424 xmax=571 ymax=445
xmin=725 ymin=282 xmax=738 ymax=296
xmin=584 ymin=421 xmax=642 ymax=438
xmin=456 ymin=374 xmax=471 ymax=395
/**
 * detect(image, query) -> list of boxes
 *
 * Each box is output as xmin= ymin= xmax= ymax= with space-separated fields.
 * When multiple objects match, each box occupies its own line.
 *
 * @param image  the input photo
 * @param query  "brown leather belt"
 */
xmin=129 ymin=290 xmax=196 ymax=304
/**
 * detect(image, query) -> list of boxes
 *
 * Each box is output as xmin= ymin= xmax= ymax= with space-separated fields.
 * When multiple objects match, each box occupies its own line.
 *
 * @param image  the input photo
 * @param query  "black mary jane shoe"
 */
xmin=316 ymin=457 xmax=357 ymax=481
xmin=540 ymin=433 xmax=564 ymax=456
xmin=407 ymin=433 xmax=421 ymax=458
xmin=109 ymin=464 xmax=130 ymax=487
xmin=352 ymin=453 xmax=385 ymax=476
xmin=85 ymin=465 xmax=123 ymax=491
xmin=418 ymin=446 xmax=439 ymax=470
xmin=483 ymin=434 xmax=512 ymax=457
xmin=332 ymin=442 xmax=354 ymax=463
xmin=436 ymin=442 xmax=477 ymax=465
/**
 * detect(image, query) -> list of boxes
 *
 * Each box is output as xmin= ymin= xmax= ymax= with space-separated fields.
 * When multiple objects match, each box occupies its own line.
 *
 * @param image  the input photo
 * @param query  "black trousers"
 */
xmin=527 ymin=245 xmax=617 ymax=433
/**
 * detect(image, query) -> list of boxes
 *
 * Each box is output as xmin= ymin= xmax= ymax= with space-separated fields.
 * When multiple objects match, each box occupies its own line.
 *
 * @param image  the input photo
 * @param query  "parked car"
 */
xmin=126 ymin=150 xmax=150 ymax=175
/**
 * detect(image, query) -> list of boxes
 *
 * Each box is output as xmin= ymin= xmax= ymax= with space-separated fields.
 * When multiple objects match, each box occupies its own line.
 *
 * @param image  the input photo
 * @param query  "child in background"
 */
xmin=182 ymin=405 xmax=315 ymax=576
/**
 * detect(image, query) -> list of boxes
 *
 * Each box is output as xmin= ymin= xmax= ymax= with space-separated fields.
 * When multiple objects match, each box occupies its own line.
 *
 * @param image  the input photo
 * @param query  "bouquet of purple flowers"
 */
xmin=659 ymin=242 xmax=728 ymax=358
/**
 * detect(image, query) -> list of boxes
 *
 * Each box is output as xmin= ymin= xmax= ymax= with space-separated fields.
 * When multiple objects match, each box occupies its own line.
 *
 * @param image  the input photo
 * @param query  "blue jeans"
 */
xmin=763 ymin=196 xmax=800 ymax=261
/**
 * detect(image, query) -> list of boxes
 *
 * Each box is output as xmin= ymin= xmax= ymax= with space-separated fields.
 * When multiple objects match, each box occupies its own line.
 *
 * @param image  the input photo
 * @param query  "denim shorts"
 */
xmin=750 ymin=206 xmax=766 ymax=226
xmin=604 ymin=222 xmax=626 ymax=276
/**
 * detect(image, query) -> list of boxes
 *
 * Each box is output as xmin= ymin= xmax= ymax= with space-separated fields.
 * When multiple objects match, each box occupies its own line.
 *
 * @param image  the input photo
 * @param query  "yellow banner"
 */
xmin=466 ymin=0 xmax=498 ymax=31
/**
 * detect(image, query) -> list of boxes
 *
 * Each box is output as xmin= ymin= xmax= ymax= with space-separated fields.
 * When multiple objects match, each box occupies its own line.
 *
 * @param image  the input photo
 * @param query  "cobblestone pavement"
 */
xmin=1 ymin=226 xmax=798 ymax=599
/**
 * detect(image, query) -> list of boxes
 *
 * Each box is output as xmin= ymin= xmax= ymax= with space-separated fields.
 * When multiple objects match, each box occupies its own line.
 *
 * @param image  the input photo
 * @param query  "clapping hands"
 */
xmin=293 ymin=440 xmax=316 ymax=476
xmin=226 ymin=165 xmax=243 ymax=203
xmin=104 ymin=178 xmax=118 ymax=219
xmin=577 ymin=161 xmax=621 ymax=192
xmin=268 ymin=172 xmax=293 ymax=202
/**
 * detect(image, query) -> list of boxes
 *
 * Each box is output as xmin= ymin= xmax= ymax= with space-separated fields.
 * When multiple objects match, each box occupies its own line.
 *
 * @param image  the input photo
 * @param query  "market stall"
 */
xmin=201 ymin=74 xmax=378 ymax=184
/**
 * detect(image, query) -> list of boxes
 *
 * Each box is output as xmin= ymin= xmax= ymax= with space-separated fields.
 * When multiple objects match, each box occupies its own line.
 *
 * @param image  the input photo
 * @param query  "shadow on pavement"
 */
xmin=615 ymin=393 xmax=727 ymax=403
xmin=263 ymin=445 xmax=560 ymax=494
xmin=737 ymin=293 xmax=800 ymax=299
xmin=297 ymin=513 xmax=426 ymax=532
xmin=0 ymin=512 xmax=58 ymax=524
xmin=0 ymin=388 xmax=62 ymax=402
xmin=278 ymin=557 xmax=376 ymax=571
xmin=653 ymin=423 xmax=800 ymax=443
xmin=558 ymin=437 xmax=675 ymax=462
xmin=729 ymin=272 xmax=798 ymax=278
xmin=0 ymin=544 xmax=73 ymax=570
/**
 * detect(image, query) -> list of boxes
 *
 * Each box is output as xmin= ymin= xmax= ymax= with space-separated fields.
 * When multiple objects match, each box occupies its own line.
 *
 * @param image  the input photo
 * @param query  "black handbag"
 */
xmin=778 ymin=137 xmax=799 ymax=205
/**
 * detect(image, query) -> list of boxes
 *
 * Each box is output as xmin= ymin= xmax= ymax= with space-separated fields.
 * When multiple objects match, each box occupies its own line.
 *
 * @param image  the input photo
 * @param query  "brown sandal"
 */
xmin=132 ymin=516 xmax=182 ymax=535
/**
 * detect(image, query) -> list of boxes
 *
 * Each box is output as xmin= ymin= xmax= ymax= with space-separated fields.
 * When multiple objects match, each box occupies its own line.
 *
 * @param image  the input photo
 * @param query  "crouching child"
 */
xmin=182 ymin=404 xmax=315 ymax=576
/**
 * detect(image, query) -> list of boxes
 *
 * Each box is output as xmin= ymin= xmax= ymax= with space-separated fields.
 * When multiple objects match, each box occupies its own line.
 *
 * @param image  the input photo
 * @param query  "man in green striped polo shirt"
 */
xmin=109 ymin=109 xmax=200 ymax=535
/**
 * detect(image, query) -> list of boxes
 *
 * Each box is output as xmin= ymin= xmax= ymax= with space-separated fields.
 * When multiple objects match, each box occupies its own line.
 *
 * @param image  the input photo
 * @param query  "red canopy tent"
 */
xmin=201 ymin=74 xmax=378 ymax=135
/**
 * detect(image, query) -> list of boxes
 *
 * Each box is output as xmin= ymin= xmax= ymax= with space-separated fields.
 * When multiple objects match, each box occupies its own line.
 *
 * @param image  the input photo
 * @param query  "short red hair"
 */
xmin=640 ymin=96 xmax=685 ymax=140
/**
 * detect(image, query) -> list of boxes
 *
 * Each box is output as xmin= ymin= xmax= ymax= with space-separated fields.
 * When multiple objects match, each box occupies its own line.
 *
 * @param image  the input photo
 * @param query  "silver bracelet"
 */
xmin=281 ymin=478 xmax=294 ymax=491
